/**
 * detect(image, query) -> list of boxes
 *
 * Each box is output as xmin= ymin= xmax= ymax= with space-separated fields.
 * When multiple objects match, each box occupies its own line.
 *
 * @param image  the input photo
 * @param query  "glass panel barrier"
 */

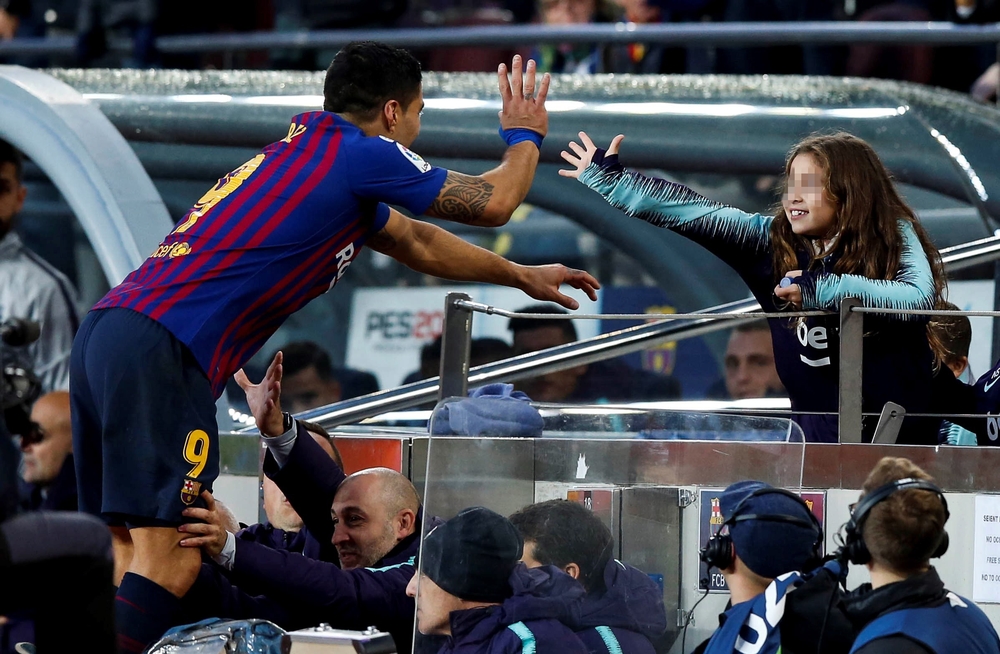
xmin=412 ymin=405 xmax=807 ymax=653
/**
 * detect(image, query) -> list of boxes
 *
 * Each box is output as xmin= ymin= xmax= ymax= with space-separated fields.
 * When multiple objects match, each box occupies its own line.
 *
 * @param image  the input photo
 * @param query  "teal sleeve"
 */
xmin=578 ymin=162 xmax=773 ymax=258
xmin=797 ymin=220 xmax=935 ymax=318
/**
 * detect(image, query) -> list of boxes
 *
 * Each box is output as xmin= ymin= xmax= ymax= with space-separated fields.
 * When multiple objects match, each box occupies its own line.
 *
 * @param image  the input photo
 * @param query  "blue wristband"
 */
xmin=498 ymin=126 xmax=544 ymax=149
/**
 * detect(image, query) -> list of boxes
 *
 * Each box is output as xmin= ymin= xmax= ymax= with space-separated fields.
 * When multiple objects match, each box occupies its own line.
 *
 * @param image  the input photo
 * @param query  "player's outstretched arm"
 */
xmin=370 ymin=208 xmax=599 ymax=310
xmin=424 ymin=55 xmax=550 ymax=228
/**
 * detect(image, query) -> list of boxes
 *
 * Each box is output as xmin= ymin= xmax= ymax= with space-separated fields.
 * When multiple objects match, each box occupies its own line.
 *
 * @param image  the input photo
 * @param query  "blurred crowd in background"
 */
xmin=0 ymin=0 xmax=998 ymax=100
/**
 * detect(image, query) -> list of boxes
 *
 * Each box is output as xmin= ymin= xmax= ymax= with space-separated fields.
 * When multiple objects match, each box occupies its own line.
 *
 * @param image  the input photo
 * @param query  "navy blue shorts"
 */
xmin=70 ymin=307 xmax=219 ymax=526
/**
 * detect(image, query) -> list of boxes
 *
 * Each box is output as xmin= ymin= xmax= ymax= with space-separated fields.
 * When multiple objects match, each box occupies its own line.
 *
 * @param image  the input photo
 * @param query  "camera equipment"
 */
xmin=1 ymin=315 xmax=42 ymax=521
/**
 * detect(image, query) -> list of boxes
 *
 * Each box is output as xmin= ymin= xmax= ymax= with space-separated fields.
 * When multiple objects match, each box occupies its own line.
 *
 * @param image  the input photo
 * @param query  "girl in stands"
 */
xmin=560 ymin=131 xmax=946 ymax=443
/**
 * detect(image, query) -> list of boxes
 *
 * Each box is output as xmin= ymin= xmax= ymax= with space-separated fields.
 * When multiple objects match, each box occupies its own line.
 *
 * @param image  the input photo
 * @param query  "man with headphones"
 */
xmin=840 ymin=456 xmax=1000 ymax=654
xmin=693 ymin=480 xmax=855 ymax=654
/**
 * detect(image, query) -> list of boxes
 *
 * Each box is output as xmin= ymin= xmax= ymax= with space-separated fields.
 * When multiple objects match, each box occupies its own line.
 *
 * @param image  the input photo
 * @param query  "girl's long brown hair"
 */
xmin=770 ymin=132 xmax=947 ymax=360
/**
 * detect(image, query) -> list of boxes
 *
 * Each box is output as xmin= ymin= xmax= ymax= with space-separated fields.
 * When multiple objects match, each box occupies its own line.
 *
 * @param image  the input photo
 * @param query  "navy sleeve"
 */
xmin=346 ymin=135 xmax=448 ymax=215
xmin=183 ymin=563 xmax=299 ymax=629
xmin=263 ymin=421 xmax=347 ymax=544
xmin=230 ymin=539 xmax=416 ymax=636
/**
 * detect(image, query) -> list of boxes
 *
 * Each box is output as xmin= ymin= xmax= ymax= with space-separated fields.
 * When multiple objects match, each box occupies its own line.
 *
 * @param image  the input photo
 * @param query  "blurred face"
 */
xmin=724 ymin=330 xmax=783 ymax=400
xmin=406 ymin=573 xmax=464 ymax=635
xmin=615 ymin=0 xmax=660 ymax=22
xmin=512 ymin=326 xmax=586 ymax=402
xmin=540 ymin=0 xmax=597 ymax=24
xmin=282 ymin=366 xmax=341 ymax=414
xmin=331 ymin=476 xmax=409 ymax=569
xmin=391 ymin=89 xmax=424 ymax=149
xmin=0 ymin=161 xmax=26 ymax=233
xmin=782 ymin=153 xmax=838 ymax=238
xmin=263 ymin=477 xmax=304 ymax=532
xmin=264 ymin=430 xmax=336 ymax=532
xmin=20 ymin=392 xmax=73 ymax=486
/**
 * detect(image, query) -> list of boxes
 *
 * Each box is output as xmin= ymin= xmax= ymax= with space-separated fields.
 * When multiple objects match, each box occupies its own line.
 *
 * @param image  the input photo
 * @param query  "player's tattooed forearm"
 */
xmin=367 ymin=228 xmax=398 ymax=253
xmin=429 ymin=172 xmax=494 ymax=224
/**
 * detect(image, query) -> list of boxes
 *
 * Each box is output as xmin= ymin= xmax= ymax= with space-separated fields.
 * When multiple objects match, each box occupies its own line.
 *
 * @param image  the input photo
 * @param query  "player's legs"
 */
xmin=74 ymin=308 xmax=220 ymax=652
xmin=127 ymin=526 xmax=202 ymax=595
xmin=110 ymin=525 xmax=133 ymax=586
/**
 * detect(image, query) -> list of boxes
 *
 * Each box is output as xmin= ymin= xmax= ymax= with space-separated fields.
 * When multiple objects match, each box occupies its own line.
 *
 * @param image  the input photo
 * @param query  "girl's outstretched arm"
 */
xmin=560 ymin=132 xmax=773 ymax=260
xmin=793 ymin=220 xmax=936 ymax=317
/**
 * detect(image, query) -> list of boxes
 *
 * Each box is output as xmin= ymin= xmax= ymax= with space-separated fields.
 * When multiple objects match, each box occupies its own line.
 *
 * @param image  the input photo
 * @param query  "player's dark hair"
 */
xmin=508 ymin=305 xmax=578 ymax=342
xmin=296 ymin=419 xmax=343 ymax=469
xmin=279 ymin=341 xmax=335 ymax=381
xmin=509 ymin=499 xmax=613 ymax=593
xmin=0 ymin=140 xmax=24 ymax=182
xmin=323 ymin=41 xmax=423 ymax=120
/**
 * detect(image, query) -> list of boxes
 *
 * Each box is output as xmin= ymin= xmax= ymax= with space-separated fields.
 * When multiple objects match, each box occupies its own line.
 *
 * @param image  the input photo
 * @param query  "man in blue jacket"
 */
xmin=184 ymin=460 xmax=431 ymax=653
xmin=407 ymin=506 xmax=589 ymax=653
xmin=508 ymin=499 xmax=667 ymax=653
xmin=693 ymin=481 xmax=854 ymax=654
xmin=842 ymin=457 xmax=1000 ymax=654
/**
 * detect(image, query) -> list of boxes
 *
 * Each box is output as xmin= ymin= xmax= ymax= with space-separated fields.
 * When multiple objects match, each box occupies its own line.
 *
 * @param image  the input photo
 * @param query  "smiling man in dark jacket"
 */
xmin=185 ymin=452 xmax=432 ymax=653
xmin=407 ymin=506 xmax=589 ymax=653
xmin=509 ymin=499 xmax=667 ymax=653
xmin=182 ymin=361 xmax=437 ymax=653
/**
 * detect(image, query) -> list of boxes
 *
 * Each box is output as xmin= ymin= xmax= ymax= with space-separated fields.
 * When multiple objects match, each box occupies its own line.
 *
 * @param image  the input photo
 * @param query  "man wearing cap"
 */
xmin=509 ymin=499 xmax=667 ymax=653
xmin=693 ymin=481 xmax=854 ymax=654
xmin=407 ymin=506 xmax=590 ymax=653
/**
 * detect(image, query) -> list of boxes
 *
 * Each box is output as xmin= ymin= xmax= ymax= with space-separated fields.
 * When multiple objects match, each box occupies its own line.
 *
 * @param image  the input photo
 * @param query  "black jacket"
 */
xmin=19 ymin=456 xmax=77 ymax=512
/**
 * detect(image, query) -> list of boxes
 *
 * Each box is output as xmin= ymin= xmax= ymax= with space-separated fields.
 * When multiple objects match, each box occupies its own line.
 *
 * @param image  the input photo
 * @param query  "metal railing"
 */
xmin=3 ymin=21 xmax=1000 ymax=57
xmin=282 ymin=233 xmax=1000 ymax=434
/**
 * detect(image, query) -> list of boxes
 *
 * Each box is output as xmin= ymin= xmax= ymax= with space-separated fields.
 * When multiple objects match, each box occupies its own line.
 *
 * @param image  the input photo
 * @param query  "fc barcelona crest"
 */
xmin=181 ymin=478 xmax=202 ymax=506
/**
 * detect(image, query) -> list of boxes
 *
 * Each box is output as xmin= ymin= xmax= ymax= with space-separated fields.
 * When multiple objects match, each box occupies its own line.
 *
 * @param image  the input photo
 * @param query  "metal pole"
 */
xmin=839 ymin=298 xmax=864 ymax=444
xmin=439 ymin=292 xmax=473 ymax=402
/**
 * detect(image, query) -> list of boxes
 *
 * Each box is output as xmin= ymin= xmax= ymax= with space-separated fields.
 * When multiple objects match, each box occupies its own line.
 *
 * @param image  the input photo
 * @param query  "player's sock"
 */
xmin=115 ymin=573 xmax=182 ymax=653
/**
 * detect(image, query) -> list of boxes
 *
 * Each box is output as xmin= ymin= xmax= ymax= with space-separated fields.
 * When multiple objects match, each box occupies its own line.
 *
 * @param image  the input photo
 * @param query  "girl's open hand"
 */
xmin=559 ymin=132 xmax=624 ymax=179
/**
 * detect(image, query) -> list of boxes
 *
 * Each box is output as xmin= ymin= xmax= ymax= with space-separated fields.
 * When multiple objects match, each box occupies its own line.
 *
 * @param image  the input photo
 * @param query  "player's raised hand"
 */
xmin=516 ymin=264 xmax=601 ymax=310
xmin=498 ymin=55 xmax=550 ymax=137
xmin=235 ymin=351 xmax=285 ymax=438
xmin=178 ymin=491 xmax=240 ymax=557
xmin=559 ymin=132 xmax=625 ymax=179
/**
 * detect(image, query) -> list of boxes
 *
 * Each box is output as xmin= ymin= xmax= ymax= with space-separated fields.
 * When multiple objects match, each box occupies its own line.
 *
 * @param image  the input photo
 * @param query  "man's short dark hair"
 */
xmin=0 ymin=140 xmax=23 ymax=181
xmin=733 ymin=319 xmax=770 ymax=335
xmin=323 ymin=41 xmax=423 ymax=120
xmin=507 ymin=305 xmax=578 ymax=342
xmin=278 ymin=341 xmax=334 ymax=381
xmin=509 ymin=499 xmax=613 ymax=593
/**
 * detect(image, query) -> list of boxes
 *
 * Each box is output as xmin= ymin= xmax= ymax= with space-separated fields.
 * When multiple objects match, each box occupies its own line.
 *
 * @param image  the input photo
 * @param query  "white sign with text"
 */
xmin=973 ymin=494 xmax=1000 ymax=603
xmin=345 ymin=285 xmax=601 ymax=389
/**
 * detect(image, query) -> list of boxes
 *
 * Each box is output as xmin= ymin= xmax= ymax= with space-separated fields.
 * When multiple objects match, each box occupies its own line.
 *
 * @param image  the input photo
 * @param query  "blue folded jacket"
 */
xmin=430 ymin=383 xmax=544 ymax=437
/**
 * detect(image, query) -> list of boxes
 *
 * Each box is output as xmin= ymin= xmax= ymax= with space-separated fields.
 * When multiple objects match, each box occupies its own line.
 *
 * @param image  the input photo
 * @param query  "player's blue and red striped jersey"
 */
xmin=94 ymin=111 xmax=448 ymax=397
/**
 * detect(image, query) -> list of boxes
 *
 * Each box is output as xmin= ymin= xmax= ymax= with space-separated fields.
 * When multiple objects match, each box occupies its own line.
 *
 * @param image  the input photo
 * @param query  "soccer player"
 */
xmin=70 ymin=41 xmax=600 ymax=653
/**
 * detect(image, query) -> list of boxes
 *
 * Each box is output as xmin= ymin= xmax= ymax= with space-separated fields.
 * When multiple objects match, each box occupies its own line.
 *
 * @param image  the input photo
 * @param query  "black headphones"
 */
xmin=701 ymin=487 xmax=824 ymax=572
xmin=841 ymin=477 xmax=950 ymax=566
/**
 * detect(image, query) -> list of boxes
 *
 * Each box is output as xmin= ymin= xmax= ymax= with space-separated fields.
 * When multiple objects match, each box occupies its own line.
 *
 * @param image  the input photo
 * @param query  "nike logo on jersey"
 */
xmin=986 ymin=372 xmax=1000 ymax=393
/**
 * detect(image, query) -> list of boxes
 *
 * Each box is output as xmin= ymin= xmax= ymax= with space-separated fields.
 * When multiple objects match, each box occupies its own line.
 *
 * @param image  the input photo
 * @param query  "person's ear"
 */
xmin=383 ymin=100 xmax=401 ymax=135
xmin=395 ymin=508 xmax=416 ymax=539
xmin=563 ymin=562 xmax=581 ymax=580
